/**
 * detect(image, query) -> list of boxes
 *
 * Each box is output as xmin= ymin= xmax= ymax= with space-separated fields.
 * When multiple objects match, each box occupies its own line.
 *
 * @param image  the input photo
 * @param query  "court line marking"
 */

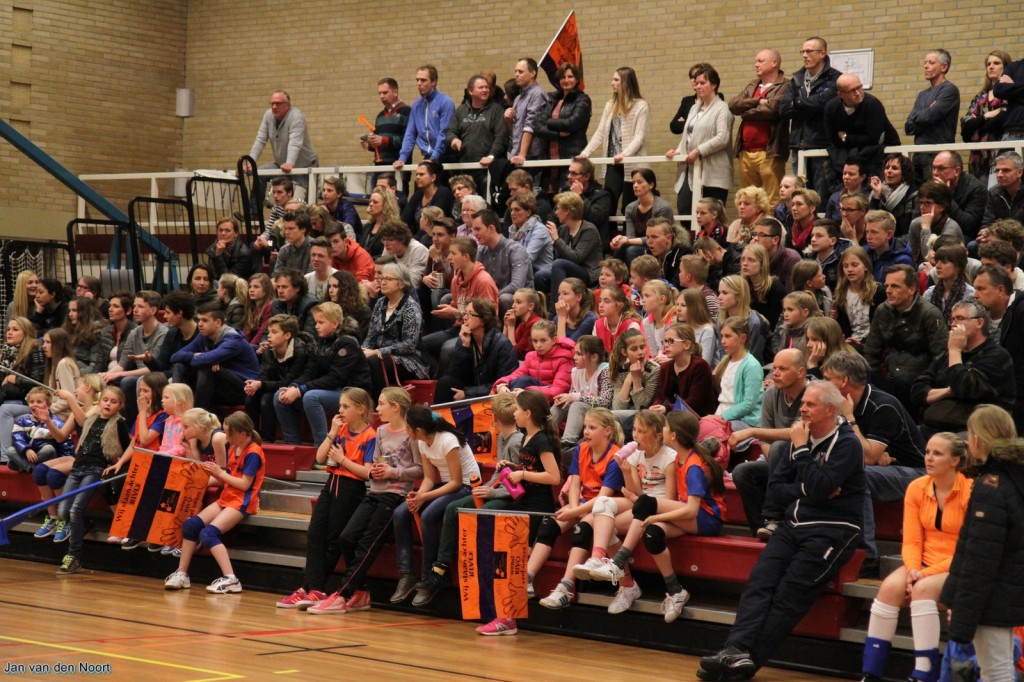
xmin=0 ymin=635 xmax=243 ymax=682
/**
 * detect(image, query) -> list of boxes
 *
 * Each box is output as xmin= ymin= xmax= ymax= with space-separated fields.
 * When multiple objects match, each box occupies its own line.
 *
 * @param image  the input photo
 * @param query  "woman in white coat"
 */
xmin=666 ymin=65 xmax=734 ymax=216
xmin=578 ymin=67 xmax=650 ymax=216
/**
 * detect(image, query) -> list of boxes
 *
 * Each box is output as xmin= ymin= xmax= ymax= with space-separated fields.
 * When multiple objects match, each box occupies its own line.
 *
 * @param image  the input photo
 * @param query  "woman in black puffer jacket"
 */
xmin=434 ymin=298 xmax=517 ymax=404
xmin=535 ymin=62 xmax=592 ymax=193
xmin=941 ymin=404 xmax=1024 ymax=682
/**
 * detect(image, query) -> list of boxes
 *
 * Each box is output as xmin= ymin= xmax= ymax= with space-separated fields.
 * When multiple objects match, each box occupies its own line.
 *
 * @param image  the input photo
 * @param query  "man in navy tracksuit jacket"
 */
xmin=170 ymin=302 xmax=260 ymax=411
xmin=699 ymin=380 xmax=865 ymax=680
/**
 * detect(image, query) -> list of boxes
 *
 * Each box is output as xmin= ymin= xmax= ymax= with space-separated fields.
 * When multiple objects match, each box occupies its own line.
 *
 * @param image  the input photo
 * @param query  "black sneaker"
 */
xmin=412 ymin=565 xmax=448 ymax=607
xmin=858 ymin=557 xmax=880 ymax=580
xmin=389 ymin=573 xmax=419 ymax=604
xmin=699 ymin=645 xmax=756 ymax=680
xmin=57 ymin=554 xmax=81 ymax=575
xmin=756 ymin=520 xmax=779 ymax=542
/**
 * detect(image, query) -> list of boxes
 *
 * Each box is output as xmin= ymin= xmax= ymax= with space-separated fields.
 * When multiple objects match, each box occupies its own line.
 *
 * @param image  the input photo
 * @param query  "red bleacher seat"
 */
xmin=261 ymin=444 xmax=317 ymax=480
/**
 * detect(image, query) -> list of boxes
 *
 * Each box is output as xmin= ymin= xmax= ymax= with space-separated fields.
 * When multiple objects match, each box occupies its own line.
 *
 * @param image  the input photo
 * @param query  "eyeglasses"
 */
xmin=950 ymin=315 xmax=978 ymax=323
xmin=464 ymin=312 xmax=483 ymax=318
xmin=838 ymin=86 xmax=864 ymax=94
xmin=376 ymin=276 xmax=398 ymax=283
xmin=800 ymin=49 xmax=823 ymax=55
xmin=662 ymin=338 xmax=680 ymax=345
xmin=269 ymin=101 xmax=288 ymax=107
xmin=751 ymin=231 xmax=775 ymax=240
xmin=931 ymin=165 xmax=953 ymax=172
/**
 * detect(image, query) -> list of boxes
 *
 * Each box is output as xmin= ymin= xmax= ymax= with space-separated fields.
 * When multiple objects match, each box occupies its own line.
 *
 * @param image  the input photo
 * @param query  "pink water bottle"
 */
xmin=497 ymin=466 xmax=525 ymax=499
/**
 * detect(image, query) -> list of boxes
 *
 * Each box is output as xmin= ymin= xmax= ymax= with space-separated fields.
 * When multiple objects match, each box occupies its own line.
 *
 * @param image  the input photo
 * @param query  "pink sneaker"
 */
xmin=307 ymin=592 xmax=346 ymax=615
xmin=476 ymin=617 xmax=518 ymax=636
xmin=276 ymin=587 xmax=308 ymax=609
xmin=345 ymin=590 xmax=371 ymax=612
xmin=296 ymin=589 xmax=327 ymax=610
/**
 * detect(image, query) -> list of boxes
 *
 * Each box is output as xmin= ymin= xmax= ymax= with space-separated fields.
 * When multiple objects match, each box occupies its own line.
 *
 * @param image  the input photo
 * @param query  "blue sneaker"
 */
xmin=53 ymin=520 xmax=69 ymax=543
xmin=35 ymin=516 xmax=57 ymax=539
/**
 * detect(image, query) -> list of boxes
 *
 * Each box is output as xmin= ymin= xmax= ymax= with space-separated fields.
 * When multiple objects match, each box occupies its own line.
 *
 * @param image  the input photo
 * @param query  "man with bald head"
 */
xmin=824 ymin=73 xmax=900 ymax=181
xmin=729 ymin=48 xmax=791 ymax=205
xmin=729 ymin=348 xmax=808 ymax=538
xmin=930 ymin=150 xmax=987 ymax=241
xmin=248 ymin=90 xmax=319 ymax=204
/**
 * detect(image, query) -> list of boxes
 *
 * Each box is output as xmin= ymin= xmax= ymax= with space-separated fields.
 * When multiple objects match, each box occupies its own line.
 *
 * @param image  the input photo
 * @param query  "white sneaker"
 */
xmin=589 ymin=558 xmax=626 ymax=583
xmin=572 ymin=556 xmax=606 ymax=581
xmin=539 ymin=583 xmax=573 ymax=610
xmin=662 ymin=589 xmax=690 ymax=623
xmin=207 ymin=575 xmax=242 ymax=594
xmin=164 ymin=571 xmax=191 ymax=590
xmin=608 ymin=583 xmax=642 ymax=614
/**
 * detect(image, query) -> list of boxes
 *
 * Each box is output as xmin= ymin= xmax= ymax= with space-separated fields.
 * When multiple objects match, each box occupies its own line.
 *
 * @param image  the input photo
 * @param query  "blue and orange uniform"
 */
xmin=569 ymin=441 xmax=625 ymax=501
xmin=218 ymin=439 xmax=265 ymax=517
xmin=301 ymin=424 xmax=376 ymax=595
xmin=676 ymin=448 xmax=726 ymax=536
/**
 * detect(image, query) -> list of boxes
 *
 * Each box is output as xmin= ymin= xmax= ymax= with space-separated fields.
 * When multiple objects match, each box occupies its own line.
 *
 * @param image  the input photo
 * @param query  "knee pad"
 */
xmin=571 ymin=521 xmax=594 ymax=549
xmin=199 ymin=524 xmax=223 ymax=549
xmin=631 ymin=494 xmax=658 ymax=521
xmin=182 ymin=515 xmax=205 ymax=542
xmin=32 ymin=463 xmax=49 ymax=486
xmin=592 ymin=496 xmax=618 ymax=519
xmin=46 ymin=468 xmax=68 ymax=490
xmin=642 ymin=524 xmax=667 ymax=555
xmin=535 ymin=515 xmax=561 ymax=547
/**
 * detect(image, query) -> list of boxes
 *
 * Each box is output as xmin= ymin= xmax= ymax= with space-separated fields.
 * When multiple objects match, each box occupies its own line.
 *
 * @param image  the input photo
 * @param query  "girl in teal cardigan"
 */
xmin=712 ymin=316 xmax=763 ymax=426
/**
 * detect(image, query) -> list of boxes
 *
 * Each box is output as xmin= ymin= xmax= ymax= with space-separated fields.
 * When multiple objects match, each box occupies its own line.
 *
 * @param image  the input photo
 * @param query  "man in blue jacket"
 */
xmin=394 ymin=65 xmax=456 ymax=169
xmin=865 ymin=210 xmax=912 ymax=282
xmin=698 ymin=380 xmax=864 ymax=681
xmin=170 ymin=302 xmax=259 ymax=411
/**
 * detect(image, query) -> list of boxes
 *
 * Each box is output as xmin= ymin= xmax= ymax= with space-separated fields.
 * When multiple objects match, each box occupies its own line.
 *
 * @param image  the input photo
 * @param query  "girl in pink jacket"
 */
xmin=494 ymin=320 xmax=575 ymax=403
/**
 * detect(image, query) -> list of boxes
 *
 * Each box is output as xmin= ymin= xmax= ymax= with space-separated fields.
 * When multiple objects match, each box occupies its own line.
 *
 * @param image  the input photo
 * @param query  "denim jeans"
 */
xmin=274 ymin=388 xmax=341 ymax=444
xmin=58 ymin=466 xmax=104 ymax=555
xmin=392 ymin=484 xmax=471 ymax=578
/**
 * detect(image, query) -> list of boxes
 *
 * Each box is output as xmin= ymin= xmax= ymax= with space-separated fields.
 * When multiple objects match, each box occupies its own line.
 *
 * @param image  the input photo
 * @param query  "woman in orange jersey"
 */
xmin=528 ymin=407 xmax=625 ymax=610
xmin=163 ymin=412 xmax=266 ymax=594
xmin=860 ymin=432 xmax=971 ymax=682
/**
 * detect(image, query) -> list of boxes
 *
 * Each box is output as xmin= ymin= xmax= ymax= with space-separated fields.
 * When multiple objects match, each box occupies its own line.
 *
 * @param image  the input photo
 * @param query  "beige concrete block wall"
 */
xmin=0 ymin=0 xmax=1020 ymax=239
xmin=184 ymin=0 xmax=1023 ymax=205
xmin=0 ymin=0 xmax=186 ymax=238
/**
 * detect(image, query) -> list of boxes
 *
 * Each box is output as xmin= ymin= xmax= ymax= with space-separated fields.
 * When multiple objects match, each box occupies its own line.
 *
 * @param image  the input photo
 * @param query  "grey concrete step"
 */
xmin=576 ymin=590 xmax=737 ymax=625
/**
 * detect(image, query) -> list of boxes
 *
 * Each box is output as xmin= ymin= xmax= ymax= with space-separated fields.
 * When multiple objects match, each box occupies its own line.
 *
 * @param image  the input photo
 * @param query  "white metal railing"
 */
xmin=795 ymin=140 xmax=1024 ymax=179
xmin=78 ymin=155 xmax=705 ymax=228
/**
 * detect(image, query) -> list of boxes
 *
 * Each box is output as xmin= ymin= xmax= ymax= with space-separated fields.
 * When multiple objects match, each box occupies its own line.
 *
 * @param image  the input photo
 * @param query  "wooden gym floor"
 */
xmin=0 ymin=558 xmax=829 ymax=681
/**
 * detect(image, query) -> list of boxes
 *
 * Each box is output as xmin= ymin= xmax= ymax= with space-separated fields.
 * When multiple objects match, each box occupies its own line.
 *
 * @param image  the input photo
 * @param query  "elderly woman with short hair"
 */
xmin=362 ymin=262 xmax=430 ymax=398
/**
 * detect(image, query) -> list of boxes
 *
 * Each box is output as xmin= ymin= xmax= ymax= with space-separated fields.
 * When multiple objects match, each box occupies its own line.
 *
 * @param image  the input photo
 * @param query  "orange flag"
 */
xmin=110 ymin=451 xmax=210 ymax=546
xmin=458 ymin=511 xmax=530 ymax=621
xmin=540 ymin=11 xmax=584 ymax=90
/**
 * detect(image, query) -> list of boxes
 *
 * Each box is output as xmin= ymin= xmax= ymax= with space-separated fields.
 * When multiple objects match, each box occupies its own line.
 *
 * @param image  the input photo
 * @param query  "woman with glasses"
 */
xmin=74 ymin=276 xmax=109 ymax=319
xmin=907 ymin=180 xmax=964 ymax=264
xmin=434 ymin=298 xmax=517 ymax=404
xmin=362 ymin=263 xmax=430 ymax=399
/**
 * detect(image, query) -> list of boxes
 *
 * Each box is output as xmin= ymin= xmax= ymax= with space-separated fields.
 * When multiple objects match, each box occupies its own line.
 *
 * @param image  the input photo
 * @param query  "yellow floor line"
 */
xmin=0 ymin=635 xmax=244 ymax=682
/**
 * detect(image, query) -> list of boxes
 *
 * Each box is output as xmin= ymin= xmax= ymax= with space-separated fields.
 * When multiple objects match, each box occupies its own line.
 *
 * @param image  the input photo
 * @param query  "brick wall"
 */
xmin=1 ymin=1 xmax=1020 ymax=238
xmin=0 ymin=0 xmax=186 ymax=238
